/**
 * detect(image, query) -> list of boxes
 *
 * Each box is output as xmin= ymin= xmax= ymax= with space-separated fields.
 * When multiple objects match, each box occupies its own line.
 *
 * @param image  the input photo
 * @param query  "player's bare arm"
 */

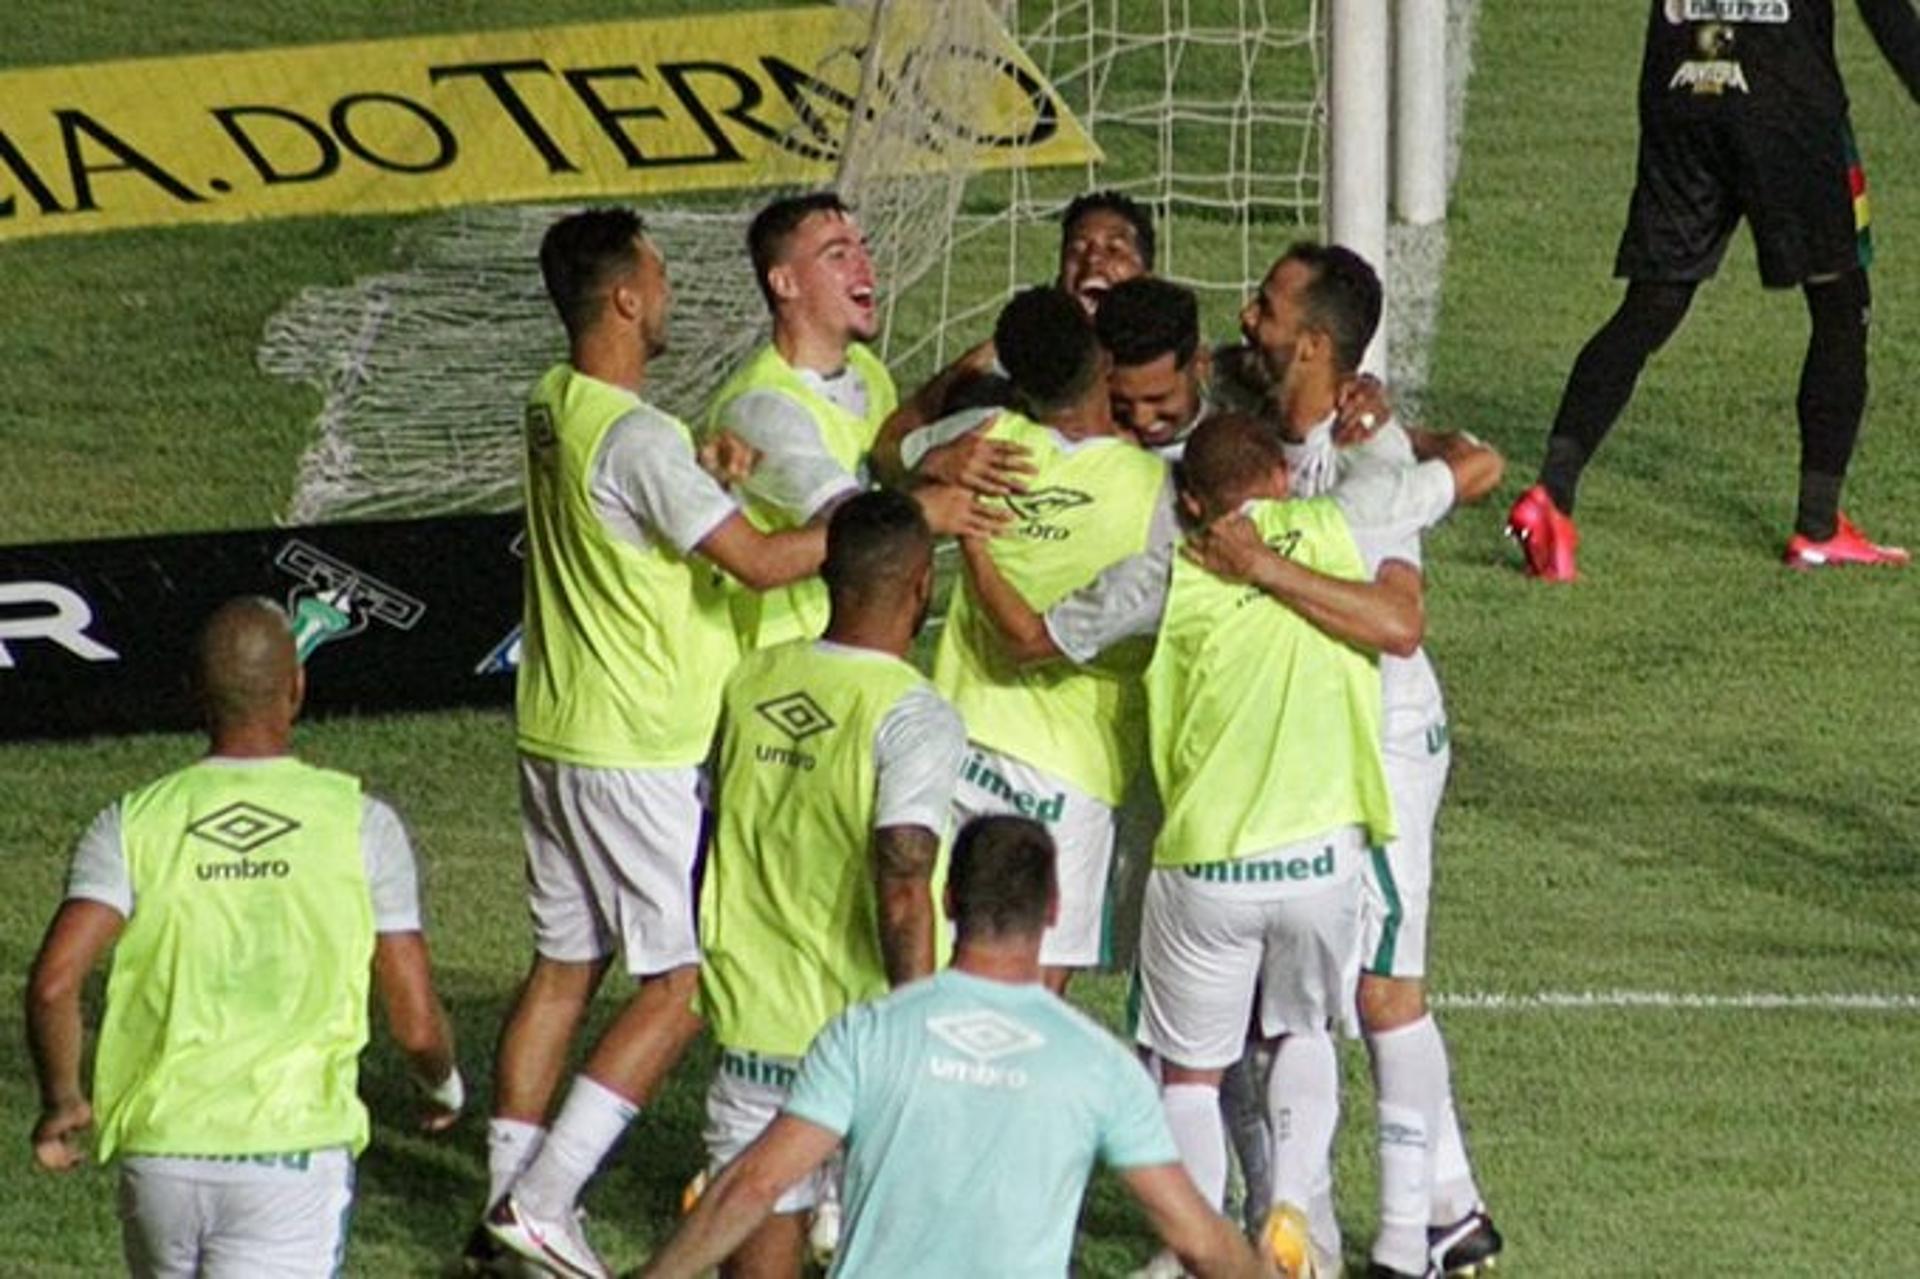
xmin=696 ymin=512 xmax=826 ymax=591
xmin=1184 ymin=513 xmax=1424 ymax=658
xmin=24 ymin=899 xmax=123 ymax=1172
xmin=1117 ymin=1162 xmax=1264 ymax=1279
xmin=871 ymin=338 xmax=1000 ymax=485
xmin=373 ymin=931 xmax=462 ymax=1134
xmin=634 ymin=1114 xmax=843 ymax=1279
xmin=872 ymin=823 xmax=939 ymax=985
xmin=957 ymin=535 xmax=1064 ymax=665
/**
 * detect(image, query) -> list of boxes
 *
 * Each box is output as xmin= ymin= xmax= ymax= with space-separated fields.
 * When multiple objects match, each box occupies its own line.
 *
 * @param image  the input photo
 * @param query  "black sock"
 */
xmin=1794 ymin=271 xmax=1871 ymax=539
xmin=1540 ymin=280 xmax=1696 ymax=515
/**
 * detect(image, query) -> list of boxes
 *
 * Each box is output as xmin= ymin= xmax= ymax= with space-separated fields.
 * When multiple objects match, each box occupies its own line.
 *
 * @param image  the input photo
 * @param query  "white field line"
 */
xmin=1433 ymin=990 xmax=1920 ymax=1013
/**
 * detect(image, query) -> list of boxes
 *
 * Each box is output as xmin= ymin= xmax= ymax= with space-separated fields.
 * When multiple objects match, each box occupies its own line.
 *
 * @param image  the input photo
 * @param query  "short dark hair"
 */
xmin=1060 ymin=189 xmax=1156 ymax=270
xmin=1180 ymin=410 xmax=1288 ymax=513
xmin=949 ymin=816 xmax=1057 ymax=940
xmin=1095 ymin=277 xmax=1199 ymax=369
xmin=823 ymin=488 xmax=931 ymax=604
xmin=995 ymin=287 xmax=1101 ymax=416
xmin=540 ymin=207 xmax=645 ymax=338
xmin=747 ymin=191 xmax=852 ymax=311
xmin=1279 ymin=242 xmax=1382 ymax=374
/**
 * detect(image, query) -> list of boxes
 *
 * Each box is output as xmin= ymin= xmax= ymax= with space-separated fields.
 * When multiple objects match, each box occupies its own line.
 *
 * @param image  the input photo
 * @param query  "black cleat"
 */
xmin=1428 ymin=1209 xmax=1502 ymax=1277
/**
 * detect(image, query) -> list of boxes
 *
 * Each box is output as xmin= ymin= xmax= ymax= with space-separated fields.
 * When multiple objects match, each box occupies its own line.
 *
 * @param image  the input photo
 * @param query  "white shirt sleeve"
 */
xmin=871 ymin=685 xmax=968 ymax=834
xmin=901 ymin=407 xmax=999 ymax=472
xmin=715 ymin=389 xmax=862 ymax=522
xmin=64 ymin=801 xmax=130 ymax=917
xmin=1332 ymin=458 xmax=1456 ymax=575
xmin=591 ymin=407 xmax=740 ymax=555
xmin=361 ymin=796 xmax=424 ymax=934
xmin=1044 ymin=541 xmax=1176 ymax=664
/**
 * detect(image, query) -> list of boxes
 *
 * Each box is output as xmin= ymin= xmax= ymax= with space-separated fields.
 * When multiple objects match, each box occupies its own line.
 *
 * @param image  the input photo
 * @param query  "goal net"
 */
xmin=264 ymin=0 xmax=1329 ymax=523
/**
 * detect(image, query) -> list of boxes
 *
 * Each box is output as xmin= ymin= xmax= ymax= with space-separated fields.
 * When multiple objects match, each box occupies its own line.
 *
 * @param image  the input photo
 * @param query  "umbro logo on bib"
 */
xmin=754 ymin=691 xmax=835 ymax=742
xmin=189 ymin=802 xmax=299 ymax=882
xmin=1001 ymin=487 xmax=1093 ymax=541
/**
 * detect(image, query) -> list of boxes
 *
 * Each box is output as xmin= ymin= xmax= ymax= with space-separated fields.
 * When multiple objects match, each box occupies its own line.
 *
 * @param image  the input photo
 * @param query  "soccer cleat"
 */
xmin=1504 ymin=484 xmax=1579 ymax=581
xmin=1428 ymin=1208 xmax=1503 ymax=1277
xmin=445 ymin=1223 xmax=538 ymax=1277
xmin=1264 ymin=1202 xmax=1320 ymax=1279
xmin=807 ymin=1197 xmax=843 ymax=1268
xmin=484 ymin=1194 xmax=611 ymax=1279
xmin=1783 ymin=514 xmax=1910 ymax=569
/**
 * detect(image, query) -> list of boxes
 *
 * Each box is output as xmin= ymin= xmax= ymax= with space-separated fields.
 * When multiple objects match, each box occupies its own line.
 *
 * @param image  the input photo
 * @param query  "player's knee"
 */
xmin=1618 ymin=280 xmax=1696 ymax=351
xmin=1357 ymin=973 xmax=1426 ymax=1031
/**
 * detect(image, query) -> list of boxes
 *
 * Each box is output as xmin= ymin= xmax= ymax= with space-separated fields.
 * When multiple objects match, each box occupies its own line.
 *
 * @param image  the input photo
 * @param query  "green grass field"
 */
xmin=5 ymin=2 xmax=1920 ymax=1275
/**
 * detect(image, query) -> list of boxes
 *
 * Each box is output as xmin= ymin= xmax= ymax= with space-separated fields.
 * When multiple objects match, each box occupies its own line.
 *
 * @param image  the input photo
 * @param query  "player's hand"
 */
xmin=915 ymin=482 xmax=1013 ymax=540
xmin=1183 ymin=513 xmax=1268 ymax=584
xmin=32 ymin=1099 xmax=91 ymax=1172
xmin=919 ymin=430 xmax=1036 ymax=497
xmin=697 ymin=429 xmax=761 ymax=489
xmin=1333 ymin=373 xmax=1391 ymax=446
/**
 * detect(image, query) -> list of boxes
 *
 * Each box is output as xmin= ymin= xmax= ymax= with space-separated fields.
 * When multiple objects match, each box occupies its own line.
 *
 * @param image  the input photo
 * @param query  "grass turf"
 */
xmin=3 ymin=1 xmax=1918 ymax=1274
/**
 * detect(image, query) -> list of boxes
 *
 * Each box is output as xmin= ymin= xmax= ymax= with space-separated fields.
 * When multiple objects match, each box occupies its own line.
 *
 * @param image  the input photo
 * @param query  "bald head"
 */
xmin=196 ymin=597 xmax=301 ymax=735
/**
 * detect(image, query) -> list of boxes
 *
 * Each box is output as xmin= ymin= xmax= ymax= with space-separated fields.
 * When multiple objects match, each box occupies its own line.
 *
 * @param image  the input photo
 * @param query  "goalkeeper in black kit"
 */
xmin=1508 ymin=0 xmax=1920 ymax=579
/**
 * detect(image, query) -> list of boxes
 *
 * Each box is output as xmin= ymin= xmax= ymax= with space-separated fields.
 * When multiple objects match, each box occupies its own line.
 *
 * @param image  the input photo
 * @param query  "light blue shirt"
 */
xmin=785 ymin=968 xmax=1177 ymax=1278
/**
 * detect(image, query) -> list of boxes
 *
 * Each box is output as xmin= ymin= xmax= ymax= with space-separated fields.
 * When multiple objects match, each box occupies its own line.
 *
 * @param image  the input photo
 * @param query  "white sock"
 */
xmin=1266 ymin=1031 xmax=1339 ymax=1213
xmin=1430 ymin=1092 xmax=1484 ymax=1226
xmin=1162 ymin=1082 xmax=1229 ymax=1209
xmin=1308 ymin=1164 xmax=1341 ymax=1268
xmin=1368 ymin=1016 xmax=1446 ymax=1271
xmin=512 ymin=1075 xmax=639 ymax=1219
xmin=487 ymin=1118 xmax=546 ymax=1208
xmin=1219 ymin=1056 xmax=1272 ymax=1229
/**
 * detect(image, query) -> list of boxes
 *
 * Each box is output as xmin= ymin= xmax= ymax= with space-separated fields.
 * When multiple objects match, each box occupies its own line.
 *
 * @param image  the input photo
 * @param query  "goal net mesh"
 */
xmin=263 ymin=0 xmax=1325 ymax=523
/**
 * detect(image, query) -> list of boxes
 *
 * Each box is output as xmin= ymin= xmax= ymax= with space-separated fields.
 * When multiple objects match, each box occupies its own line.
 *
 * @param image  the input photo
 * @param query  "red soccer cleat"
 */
xmin=1783 ymin=514 xmax=1910 ymax=569
xmin=1505 ymin=484 xmax=1579 ymax=581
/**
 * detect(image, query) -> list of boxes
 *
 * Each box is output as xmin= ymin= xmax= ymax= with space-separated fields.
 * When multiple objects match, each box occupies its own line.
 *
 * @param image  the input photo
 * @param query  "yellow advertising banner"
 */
xmin=0 ymin=3 xmax=1096 ymax=243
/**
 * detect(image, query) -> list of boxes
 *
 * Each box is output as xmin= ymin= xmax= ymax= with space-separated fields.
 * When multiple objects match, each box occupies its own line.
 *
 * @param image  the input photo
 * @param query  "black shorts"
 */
xmin=1613 ymin=111 xmax=1871 ymax=288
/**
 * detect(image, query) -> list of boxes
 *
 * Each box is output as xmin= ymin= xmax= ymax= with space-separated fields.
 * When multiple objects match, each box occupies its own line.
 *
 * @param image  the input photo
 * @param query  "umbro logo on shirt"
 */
xmin=188 ymin=802 xmax=299 ymax=882
xmin=1001 ymin=487 xmax=1093 ymax=540
xmin=926 ymin=1010 xmax=1045 ymax=1091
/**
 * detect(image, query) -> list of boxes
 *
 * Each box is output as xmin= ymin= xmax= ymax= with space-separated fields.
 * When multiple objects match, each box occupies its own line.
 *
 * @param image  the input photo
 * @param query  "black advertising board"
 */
xmin=0 ymin=514 xmax=524 ymax=741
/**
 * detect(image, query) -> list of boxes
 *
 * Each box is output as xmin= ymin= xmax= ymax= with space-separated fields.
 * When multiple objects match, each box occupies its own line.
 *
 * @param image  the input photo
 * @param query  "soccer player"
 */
xmin=869 ymin=189 xmax=1158 ymax=487
xmin=25 ymin=597 xmax=461 ymax=1276
xmin=1096 ymin=276 xmax=1212 ymax=460
xmin=694 ymin=489 xmax=965 ymax=1279
xmin=482 ymin=208 xmax=829 ymax=1279
xmin=1507 ymin=0 xmax=1920 ymax=577
xmin=905 ymin=286 xmax=1175 ymax=995
xmin=1231 ymin=243 xmax=1504 ymax=1278
xmin=702 ymin=192 xmax=999 ymax=650
xmin=638 ymin=816 xmax=1261 ymax=1279
xmin=956 ymin=410 xmax=1416 ymax=1279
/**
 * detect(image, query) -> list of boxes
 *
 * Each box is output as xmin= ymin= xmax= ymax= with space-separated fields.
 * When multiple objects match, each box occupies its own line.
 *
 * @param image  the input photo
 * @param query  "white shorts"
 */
xmin=1136 ymin=830 xmax=1364 ymax=1070
xmin=951 ymin=745 xmax=1114 ymax=968
xmin=1359 ymin=735 xmax=1450 ymax=980
xmin=119 ymin=1149 xmax=353 ymax=1278
xmin=518 ymin=755 xmax=704 ymax=976
xmin=704 ymin=1050 xmax=833 ymax=1215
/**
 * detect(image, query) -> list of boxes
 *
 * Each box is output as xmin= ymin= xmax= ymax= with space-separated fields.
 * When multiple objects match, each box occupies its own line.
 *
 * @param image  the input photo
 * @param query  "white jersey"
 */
xmin=591 ymin=406 xmax=739 ymax=555
xmin=713 ymin=365 xmax=875 ymax=521
xmin=818 ymin=640 xmax=969 ymax=834
xmin=1284 ymin=416 xmax=1453 ymax=755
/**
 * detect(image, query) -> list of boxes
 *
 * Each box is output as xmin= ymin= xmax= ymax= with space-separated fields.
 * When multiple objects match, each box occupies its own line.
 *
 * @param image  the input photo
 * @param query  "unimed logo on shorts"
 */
xmin=188 ymin=802 xmax=299 ymax=881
